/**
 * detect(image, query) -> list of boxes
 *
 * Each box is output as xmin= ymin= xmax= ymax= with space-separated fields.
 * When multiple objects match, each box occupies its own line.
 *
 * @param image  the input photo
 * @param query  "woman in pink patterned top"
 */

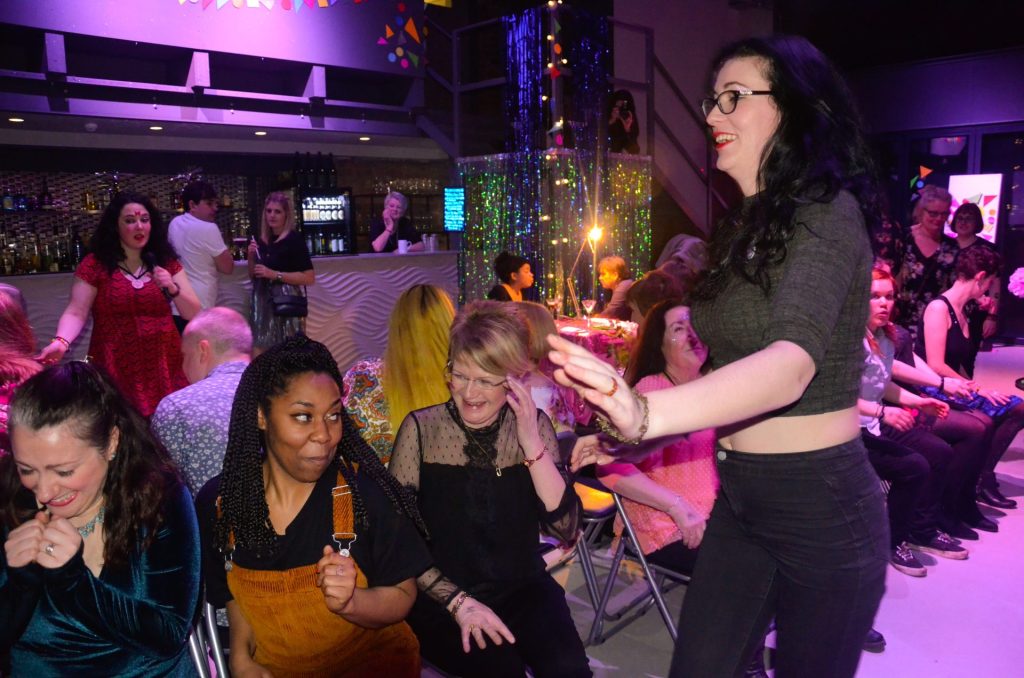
xmin=588 ymin=299 xmax=718 ymax=575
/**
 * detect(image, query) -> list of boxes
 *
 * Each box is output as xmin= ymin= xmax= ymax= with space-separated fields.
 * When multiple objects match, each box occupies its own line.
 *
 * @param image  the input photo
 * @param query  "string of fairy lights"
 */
xmin=457 ymin=2 xmax=652 ymax=310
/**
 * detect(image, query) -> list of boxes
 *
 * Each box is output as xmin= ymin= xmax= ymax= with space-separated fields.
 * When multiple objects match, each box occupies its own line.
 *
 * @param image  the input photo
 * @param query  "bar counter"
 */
xmin=8 ymin=251 xmax=459 ymax=373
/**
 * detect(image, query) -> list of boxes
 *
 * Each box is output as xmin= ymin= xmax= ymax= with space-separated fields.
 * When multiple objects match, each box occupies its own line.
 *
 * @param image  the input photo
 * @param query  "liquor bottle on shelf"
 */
xmin=70 ymin=228 xmax=85 ymax=266
xmin=2 ymin=187 xmax=13 ymax=212
xmin=38 ymin=178 xmax=54 ymax=209
xmin=328 ymin=154 xmax=337 ymax=188
xmin=313 ymin=151 xmax=325 ymax=188
xmin=304 ymin=153 xmax=314 ymax=190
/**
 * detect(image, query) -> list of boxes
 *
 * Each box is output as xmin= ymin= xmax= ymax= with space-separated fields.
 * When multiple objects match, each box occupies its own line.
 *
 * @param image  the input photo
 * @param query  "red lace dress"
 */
xmin=76 ymin=254 xmax=187 ymax=417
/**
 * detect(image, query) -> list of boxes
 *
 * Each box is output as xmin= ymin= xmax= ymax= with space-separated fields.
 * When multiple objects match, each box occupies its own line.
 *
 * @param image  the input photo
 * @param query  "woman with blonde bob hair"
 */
xmin=390 ymin=301 xmax=589 ymax=678
xmin=344 ymin=284 xmax=456 ymax=461
xmin=246 ymin=191 xmax=315 ymax=351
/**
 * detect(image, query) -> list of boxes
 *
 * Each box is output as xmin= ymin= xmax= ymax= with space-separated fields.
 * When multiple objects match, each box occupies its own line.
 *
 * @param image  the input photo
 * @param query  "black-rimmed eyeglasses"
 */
xmin=700 ymin=88 xmax=774 ymax=117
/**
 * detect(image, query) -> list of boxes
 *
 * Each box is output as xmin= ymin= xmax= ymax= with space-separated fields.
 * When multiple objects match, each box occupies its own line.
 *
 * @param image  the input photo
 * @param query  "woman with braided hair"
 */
xmin=195 ymin=335 xmax=432 ymax=677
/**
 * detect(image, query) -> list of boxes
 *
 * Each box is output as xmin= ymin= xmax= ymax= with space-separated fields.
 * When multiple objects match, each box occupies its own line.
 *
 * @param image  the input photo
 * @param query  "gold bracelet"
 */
xmin=523 ymin=447 xmax=547 ymax=468
xmin=52 ymin=336 xmax=71 ymax=350
xmin=449 ymin=591 xmax=473 ymax=620
xmin=595 ymin=388 xmax=649 ymax=445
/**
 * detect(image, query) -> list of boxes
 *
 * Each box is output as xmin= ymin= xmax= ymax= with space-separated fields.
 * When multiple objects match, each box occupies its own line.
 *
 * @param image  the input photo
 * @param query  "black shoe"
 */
xmin=943 ymin=521 xmax=979 ymax=541
xmin=863 ymin=628 xmax=886 ymax=653
xmin=890 ymin=543 xmax=927 ymax=577
xmin=908 ymin=531 xmax=969 ymax=560
xmin=978 ymin=486 xmax=1017 ymax=510
xmin=967 ymin=515 xmax=999 ymax=532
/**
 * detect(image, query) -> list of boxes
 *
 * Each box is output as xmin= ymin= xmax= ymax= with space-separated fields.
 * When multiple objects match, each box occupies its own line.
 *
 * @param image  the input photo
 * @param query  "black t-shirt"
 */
xmin=486 ymin=284 xmax=513 ymax=302
xmin=196 ymin=467 xmax=432 ymax=608
xmin=258 ymin=230 xmax=312 ymax=273
xmin=368 ymin=217 xmax=421 ymax=253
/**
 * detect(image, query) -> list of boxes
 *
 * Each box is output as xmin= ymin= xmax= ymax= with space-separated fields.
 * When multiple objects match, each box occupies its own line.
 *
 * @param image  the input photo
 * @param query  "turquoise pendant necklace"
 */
xmin=77 ymin=506 xmax=105 ymax=539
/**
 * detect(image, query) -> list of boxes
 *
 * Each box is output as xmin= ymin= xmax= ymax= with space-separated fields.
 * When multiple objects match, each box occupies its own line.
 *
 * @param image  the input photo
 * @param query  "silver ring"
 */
xmin=45 ymin=543 xmax=55 ymax=556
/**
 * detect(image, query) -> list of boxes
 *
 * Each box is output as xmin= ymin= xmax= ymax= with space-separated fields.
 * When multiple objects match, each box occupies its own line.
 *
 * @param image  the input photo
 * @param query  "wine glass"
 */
xmin=545 ymin=295 xmax=562 ymax=320
xmin=581 ymin=298 xmax=597 ymax=328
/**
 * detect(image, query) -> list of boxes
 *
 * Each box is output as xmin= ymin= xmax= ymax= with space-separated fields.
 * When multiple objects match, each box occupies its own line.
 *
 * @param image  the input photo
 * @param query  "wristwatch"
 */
xmin=275 ymin=272 xmax=283 ymax=282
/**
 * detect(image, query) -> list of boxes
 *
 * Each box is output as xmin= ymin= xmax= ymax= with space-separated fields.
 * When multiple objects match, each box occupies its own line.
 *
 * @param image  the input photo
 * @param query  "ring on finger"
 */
xmin=45 ymin=542 xmax=56 ymax=556
xmin=603 ymin=379 xmax=618 ymax=397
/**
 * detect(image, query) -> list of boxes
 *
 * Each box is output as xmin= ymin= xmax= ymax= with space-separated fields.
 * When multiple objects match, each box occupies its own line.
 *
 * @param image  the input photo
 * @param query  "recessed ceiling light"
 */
xmin=254 ymin=130 xmax=267 ymax=136
xmin=358 ymin=136 xmax=371 ymax=142
xmin=8 ymin=117 xmax=25 ymax=123
xmin=149 ymin=125 xmax=163 ymax=131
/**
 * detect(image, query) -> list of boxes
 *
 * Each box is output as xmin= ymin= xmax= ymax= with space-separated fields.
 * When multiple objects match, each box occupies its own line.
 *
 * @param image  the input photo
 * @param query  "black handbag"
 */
xmin=270 ymin=283 xmax=308 ymax=318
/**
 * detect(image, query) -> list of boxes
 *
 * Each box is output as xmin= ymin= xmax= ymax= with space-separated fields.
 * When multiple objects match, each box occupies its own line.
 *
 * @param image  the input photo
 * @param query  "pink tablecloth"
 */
xmin=556 ymin=318 xmax=636 ymax=371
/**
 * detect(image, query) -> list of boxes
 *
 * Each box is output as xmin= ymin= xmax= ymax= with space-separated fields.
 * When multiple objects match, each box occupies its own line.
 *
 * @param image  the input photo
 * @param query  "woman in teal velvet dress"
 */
xmin=0 ymin=361 xmax=201 ymax=677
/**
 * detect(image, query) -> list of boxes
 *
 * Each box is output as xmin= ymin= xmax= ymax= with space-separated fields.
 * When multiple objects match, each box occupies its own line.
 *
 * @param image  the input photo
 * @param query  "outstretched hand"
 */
xmin=570 ymin=434 xmax=617 ymax=472
xmin=547 ymin=334 xmax=644 ymax=439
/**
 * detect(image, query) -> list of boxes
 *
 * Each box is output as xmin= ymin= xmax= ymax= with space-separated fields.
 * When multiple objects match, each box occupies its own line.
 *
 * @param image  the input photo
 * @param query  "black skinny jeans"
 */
xmin=879 ymin=424 xmax=955 ymax=535
xmin=862 ymin=430 xmax=929 ymax=547
xmin=670 ymin=440 xmax=888 ymax=678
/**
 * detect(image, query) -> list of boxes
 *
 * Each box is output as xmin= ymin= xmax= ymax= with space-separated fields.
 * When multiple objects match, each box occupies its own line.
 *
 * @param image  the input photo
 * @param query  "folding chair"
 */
xmin=188 ymin=611 xmax=212 ymax=678
xmin=572 ymin=477 xmax=618 ymax=611
xmin=203 ymin=601 xmax=230 ymax=678
xmin=585 ymin=492 xmax=690 ymax=646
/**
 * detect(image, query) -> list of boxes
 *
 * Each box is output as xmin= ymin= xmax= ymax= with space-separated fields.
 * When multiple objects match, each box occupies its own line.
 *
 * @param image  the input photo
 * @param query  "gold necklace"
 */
xmin=464 ymin=428 xmax=503 ymax=477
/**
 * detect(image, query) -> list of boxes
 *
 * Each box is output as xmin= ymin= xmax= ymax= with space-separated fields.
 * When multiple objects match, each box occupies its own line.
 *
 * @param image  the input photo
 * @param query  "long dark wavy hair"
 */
xmin=623 ymin=298 xmax=684 ymax=387
xmin=214 ymin=335 xmax=427 ymax=559
xmin=695 ymin=35 xmax=882 ymax=300
xmin=1 ymin=362 xmax=180 ymax=568
xmin=89 ymin=192 xmax=178 ymax=273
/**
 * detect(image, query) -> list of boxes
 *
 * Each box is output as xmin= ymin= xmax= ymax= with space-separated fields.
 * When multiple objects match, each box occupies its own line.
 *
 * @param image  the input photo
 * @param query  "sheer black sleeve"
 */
xmin=532 ymin=410 xmax=581 ymax=546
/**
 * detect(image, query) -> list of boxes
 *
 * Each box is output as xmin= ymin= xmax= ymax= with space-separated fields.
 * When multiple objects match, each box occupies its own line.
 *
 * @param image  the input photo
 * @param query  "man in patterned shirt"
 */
xmin=153 ymin=307 xmax=252 ymax=495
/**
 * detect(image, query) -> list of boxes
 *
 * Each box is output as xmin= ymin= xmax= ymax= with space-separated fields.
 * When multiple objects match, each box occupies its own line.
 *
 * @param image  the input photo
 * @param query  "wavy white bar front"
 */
xmin=9 ymin=251 xmax=459 ymax=374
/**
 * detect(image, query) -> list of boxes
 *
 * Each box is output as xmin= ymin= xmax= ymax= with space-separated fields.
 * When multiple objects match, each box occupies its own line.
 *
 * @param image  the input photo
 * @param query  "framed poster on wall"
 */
xmin=946 ymin=173 xmax=1003 ymax=243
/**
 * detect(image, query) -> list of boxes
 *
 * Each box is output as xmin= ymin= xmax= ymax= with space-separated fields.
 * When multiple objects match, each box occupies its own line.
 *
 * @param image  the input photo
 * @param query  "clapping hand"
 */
xmin=316 ymin=545 xmax=357 ymax=616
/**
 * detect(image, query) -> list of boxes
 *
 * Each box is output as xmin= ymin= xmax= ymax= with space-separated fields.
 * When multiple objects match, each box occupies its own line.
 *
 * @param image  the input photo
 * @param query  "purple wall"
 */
xmin=848 ymin=48 xmax=1024 ymax=133
xmin=0 ymin=0 xmax=425 ymax=75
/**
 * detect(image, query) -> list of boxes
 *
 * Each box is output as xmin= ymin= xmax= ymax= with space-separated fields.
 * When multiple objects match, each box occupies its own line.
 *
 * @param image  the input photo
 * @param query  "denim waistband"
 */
xmin=714 ymin=438 xmax=867 ymax=475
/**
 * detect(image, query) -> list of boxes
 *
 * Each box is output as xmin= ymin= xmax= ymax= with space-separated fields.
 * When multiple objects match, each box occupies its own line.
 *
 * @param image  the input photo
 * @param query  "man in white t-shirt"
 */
xmin=168 ymin=181 xmax=234 ymax=332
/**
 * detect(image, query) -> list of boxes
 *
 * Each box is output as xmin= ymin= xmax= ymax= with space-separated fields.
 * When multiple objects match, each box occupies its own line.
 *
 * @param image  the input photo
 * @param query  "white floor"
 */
xmin=554 ymin=344 xmax=1024 ymax=677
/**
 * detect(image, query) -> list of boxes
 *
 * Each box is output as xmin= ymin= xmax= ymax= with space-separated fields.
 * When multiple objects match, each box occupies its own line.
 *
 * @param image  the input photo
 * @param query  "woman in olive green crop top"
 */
xmin=552 ymin=36 xmax=889 ymax=678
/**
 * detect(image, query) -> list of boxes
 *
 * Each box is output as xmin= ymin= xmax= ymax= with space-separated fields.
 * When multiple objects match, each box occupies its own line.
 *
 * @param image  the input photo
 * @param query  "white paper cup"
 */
xmin=397 ymin=239 xmax=410 ymax=254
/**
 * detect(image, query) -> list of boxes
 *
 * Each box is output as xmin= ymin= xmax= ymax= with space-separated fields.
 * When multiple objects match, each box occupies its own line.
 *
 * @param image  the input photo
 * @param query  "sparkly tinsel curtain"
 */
xmin=458 ymin=4 xmax=650 ymax=307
